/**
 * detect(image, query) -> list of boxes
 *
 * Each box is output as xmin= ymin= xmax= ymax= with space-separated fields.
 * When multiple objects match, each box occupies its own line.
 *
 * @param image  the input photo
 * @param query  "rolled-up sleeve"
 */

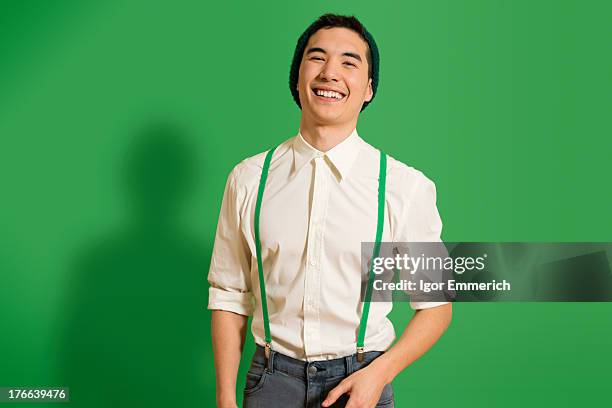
xmin=207 ymin=166 xmax=254 ymax=316
xmin=396 ymin=171 xmax=449 ymax=310
xmin=402 ymin=173 xmax=443 ymax=243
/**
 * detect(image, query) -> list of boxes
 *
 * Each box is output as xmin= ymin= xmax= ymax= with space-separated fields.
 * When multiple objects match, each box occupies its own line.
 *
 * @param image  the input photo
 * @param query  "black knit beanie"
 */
xmin=289 ymin=14 xmax=379 ymax=112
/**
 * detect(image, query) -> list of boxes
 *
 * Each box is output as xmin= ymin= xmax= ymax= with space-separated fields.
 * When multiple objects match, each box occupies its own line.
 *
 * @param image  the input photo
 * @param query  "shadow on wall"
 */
xmin=58 ymin=122 xmax=215 ymax=407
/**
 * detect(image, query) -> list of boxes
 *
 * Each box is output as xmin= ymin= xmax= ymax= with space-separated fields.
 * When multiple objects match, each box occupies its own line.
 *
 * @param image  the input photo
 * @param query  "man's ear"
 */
xmin=364 ymin=78 xmax=373 ymax=102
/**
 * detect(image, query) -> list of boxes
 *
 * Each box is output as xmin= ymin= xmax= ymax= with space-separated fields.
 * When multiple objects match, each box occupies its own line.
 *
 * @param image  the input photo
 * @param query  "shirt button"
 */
xmin=309 ymin=259 xmax=316 ymax=266
xmin=308 ymin=365 xmax=318 ymax=375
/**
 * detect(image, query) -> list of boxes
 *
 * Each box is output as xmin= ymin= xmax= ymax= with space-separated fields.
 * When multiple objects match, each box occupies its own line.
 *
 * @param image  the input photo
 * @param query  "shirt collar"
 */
xmin=291 ymin=128 xmax=362 ymax=182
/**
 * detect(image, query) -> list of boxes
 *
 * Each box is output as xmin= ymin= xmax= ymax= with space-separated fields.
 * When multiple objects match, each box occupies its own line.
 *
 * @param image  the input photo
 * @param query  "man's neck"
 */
xmin=299 ymin=120 xmax=357 ymax=152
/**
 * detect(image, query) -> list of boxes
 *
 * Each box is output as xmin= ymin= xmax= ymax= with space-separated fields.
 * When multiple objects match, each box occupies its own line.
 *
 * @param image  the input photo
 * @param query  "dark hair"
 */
xmin=289 ymin=13 xmax=380 ymax=111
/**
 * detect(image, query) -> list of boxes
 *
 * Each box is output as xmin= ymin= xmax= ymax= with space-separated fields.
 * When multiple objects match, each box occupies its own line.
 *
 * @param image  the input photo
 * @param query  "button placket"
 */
xmin=303 ymin=156 xmax=327 ymax=358
xmin=312 ymin=158 xmax=330 ymax=358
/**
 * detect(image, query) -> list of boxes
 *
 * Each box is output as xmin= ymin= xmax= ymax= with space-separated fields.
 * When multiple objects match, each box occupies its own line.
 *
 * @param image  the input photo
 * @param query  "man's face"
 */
xmin=297 ymin=27 xmax=373 ymax=126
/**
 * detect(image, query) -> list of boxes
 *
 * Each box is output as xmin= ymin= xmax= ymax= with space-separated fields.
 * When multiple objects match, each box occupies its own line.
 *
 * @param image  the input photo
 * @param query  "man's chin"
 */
xmin=307 ymin=105 xmax=344 ymax=119
xmin=309 ymin=112 xmax=343 ymax=125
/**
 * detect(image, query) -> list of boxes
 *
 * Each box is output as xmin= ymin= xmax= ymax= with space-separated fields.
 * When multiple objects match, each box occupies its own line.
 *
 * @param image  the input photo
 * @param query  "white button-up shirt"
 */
xmin=207 ymin=129 xmax=447 ymax=361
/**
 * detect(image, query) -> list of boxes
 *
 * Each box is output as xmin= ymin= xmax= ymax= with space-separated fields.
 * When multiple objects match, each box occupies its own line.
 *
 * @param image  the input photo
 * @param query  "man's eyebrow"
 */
xmin=306 ymin=47 xmax=326 ymax=55
xmin=305 ymin=47 xmax=363 ymax=63
xmin=342 ymin=52 xmax=362 ymax=62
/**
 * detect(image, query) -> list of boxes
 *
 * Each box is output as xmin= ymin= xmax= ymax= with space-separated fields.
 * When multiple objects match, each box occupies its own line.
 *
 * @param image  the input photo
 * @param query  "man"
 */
xmin=208 ymin=14 xmax=452 ymax=408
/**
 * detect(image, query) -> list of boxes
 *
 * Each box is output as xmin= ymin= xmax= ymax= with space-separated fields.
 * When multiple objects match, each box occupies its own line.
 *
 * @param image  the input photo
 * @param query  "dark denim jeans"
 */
xmin=243 ymin=344 xmax=394 ymax=408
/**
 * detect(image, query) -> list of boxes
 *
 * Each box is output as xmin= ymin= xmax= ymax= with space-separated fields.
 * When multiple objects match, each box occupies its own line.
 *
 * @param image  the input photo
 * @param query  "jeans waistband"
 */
xmin=252 ymin=344 xmax=385 ymax=381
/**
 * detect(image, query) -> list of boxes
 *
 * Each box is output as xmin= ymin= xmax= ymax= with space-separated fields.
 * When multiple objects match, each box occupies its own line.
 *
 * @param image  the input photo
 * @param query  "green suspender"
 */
xmin=254 ymin=146 xmax=278 ymax=360
xmin=254 ymin=147 xmax=387 ymax=363
xmin=357 ymin=150 xmax=387 ymax=361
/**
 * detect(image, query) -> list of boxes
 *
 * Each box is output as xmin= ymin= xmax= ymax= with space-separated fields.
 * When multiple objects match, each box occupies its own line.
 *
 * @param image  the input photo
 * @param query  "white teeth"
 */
xmin=315 ymin=89 xmax=343 ymax=99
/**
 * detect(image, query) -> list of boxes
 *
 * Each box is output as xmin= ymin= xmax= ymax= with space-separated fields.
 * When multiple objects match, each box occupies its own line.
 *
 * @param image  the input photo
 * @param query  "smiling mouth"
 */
xmin=311 ymin=87 xmax=347 ymax=102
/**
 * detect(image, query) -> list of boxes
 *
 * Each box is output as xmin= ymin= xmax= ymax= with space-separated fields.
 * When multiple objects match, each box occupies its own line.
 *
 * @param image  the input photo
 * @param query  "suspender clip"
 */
xmin=264 ymin=342 xmax=272 ymax=372
xmin=356 ymin=346 xmax=365 ymax=362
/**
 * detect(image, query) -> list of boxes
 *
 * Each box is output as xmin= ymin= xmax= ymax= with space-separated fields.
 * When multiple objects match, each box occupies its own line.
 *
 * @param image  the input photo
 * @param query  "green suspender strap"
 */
xmin=254 ymin=146 xmax=278 ymax=361
xmin=357 ymin=150 xmax=387 ymax=361
xmin=254 ymin=146 xmax=387 ymax=364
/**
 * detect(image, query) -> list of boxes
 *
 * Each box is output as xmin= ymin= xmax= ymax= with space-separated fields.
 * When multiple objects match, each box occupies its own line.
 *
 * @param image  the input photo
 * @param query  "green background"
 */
xmin=1 ymin=0 xmax=610 ymax=406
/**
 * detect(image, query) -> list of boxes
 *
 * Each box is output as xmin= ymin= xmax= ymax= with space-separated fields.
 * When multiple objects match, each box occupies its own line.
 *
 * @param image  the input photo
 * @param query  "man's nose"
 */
xmin=318 ymin=61 xmax=340 ymax=82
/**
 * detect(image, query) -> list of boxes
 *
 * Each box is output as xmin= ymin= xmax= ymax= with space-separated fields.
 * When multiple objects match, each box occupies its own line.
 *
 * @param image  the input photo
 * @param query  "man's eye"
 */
xmin=311 ymin=57 xmax=324 ymax=61
xmin=343 ymin=61 xmax=356 ymax=67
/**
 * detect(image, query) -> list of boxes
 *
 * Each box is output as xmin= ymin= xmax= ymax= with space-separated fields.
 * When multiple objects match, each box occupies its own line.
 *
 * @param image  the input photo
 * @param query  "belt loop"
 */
xmin=344 ymin=354 xmax=353 ymax=375
xmin=266 ymin=347 xmax=275 ymax=374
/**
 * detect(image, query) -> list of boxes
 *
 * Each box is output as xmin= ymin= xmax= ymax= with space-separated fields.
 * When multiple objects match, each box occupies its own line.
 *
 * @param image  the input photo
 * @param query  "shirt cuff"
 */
xmin=208 ymin=286 xmax=254 ymax=316
xmin=410 ymin=301 xmax=451 ymax=310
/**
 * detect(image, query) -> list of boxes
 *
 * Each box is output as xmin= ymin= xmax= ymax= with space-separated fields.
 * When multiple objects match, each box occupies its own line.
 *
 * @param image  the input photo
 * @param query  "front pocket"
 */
xmin=375 ymin=383 xmax=394 ymax=407
xmin=243 ymin=367 xmax=268 ymax=395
